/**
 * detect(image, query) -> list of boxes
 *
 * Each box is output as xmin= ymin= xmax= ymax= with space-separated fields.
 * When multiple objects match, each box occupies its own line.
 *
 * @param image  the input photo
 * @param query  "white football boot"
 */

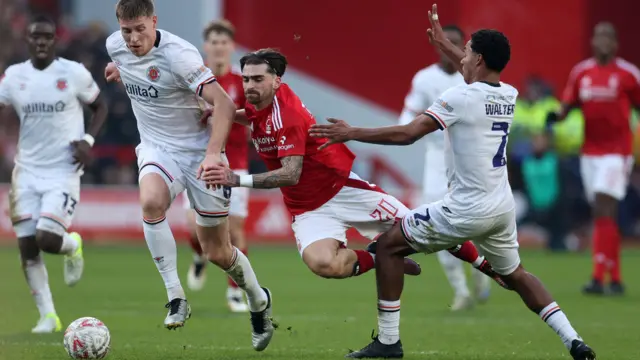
xmin=32 ymin=313 xmax=62 ymax=333
xmin=164 ymin=298 xmax=191 ymax=330
xmin=186 ymin=258 xmax=207 ymax=291
xmin=450 ymin=294 xmax=475 ymax=311
xmin=250 ymin=287 xmax=274 ymax=351
xmin=227 ymin=287 xmax=250 ymax=313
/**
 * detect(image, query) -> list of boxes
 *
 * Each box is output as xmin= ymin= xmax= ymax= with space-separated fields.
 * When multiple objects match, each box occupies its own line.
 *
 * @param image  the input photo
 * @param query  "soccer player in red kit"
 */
xmin=200 ymin=49 xmax=509 ymax=287
xmin=548 ymin=22 xmax=640 ymax=295
xmin=182 ymin=20 xmax=252 ymax=312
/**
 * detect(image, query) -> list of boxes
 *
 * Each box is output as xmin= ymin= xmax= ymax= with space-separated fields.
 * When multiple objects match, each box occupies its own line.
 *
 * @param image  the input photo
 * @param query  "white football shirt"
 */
xmin=106 ymin=29 xmax=216 ymax=153
xmin=425 ymin=81 xmax=518 ymax=218
xmin=0 ymin=58 xmax=100 ymax=174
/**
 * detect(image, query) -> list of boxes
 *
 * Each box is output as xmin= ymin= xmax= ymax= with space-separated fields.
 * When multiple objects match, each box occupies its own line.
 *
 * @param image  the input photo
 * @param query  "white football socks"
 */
xmin=377 ymin=299 xmax=400 ymax=345
xmin=24 ymin=258 xmax=56 ymax=317
xmin=539 ymin=302 xmax=582 ymax=349
xmin=59 ymin=232 xmax=79 ymax=255
xmin=224 ymin=247 xmax=268 ymax=312
xmin=143 ymin=217 xmax=186 ymax=301
xmin=437 ymin=251 xmax=470 ymax=298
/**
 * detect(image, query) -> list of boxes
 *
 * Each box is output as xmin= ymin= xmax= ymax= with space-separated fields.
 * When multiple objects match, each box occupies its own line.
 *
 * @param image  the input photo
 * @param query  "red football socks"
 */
xmin=594 ymin=217 xmax=621 ymax=283
xmin=448 ymin=241 xmax=482 ymax=266
xmin=353 ymin=250 xmax=375 ymax=276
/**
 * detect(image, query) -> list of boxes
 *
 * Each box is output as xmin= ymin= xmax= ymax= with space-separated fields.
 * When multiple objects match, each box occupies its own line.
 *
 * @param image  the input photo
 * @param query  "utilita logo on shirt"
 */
xmin=22 ymin=101 xmax=66 ymax=115
xmin=124 ymin=83 xmax=159 ymax=99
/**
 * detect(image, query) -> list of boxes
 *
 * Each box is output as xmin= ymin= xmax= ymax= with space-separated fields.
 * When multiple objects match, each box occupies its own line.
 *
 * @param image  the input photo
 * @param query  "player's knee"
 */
xmin=593 ymin=194 xmax=617 ymax=218
xmin=140 ymin=196 xmax=169 ymax=220
xmin=139 ymin=175 xmax=171 ymax=219
xmin=35 ymin=230 xmax=63 ymax=254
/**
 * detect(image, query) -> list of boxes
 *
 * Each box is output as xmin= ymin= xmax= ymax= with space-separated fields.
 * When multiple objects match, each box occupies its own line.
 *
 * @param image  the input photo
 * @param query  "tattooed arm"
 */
xmin=204 ymin=156 xmax=303 ymax=189
xmin=251 ymin=156 xmax=303 ymax=188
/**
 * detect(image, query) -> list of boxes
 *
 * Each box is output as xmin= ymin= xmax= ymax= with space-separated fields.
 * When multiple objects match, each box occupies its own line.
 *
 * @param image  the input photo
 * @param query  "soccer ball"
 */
xmin=63 ymin=317 xmax=111 ymax=359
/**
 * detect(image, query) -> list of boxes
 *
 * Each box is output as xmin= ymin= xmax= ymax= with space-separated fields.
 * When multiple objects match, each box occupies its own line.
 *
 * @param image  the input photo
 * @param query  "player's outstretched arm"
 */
xmin=200 ymin=155 xmax=303 ymax=189
xmin=309 ymin=115 xmax=439 ymax=148
xmin=427 ymin=4 xmax=464 ymax=73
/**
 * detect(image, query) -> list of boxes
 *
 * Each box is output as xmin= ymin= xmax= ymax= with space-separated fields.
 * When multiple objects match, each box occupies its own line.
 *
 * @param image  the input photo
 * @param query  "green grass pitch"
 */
xmin=0 ymin=244 xmax=638 ymax=359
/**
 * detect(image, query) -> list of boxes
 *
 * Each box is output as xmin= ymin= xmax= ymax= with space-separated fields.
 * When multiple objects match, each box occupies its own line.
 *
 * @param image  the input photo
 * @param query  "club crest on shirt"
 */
xmin=265 ymin=115 xmax=272 ymax=134
xmin=146 ymin=65 xmax=161 ymax=82
xmin=56 ymin=79 xmax=67 ymax=91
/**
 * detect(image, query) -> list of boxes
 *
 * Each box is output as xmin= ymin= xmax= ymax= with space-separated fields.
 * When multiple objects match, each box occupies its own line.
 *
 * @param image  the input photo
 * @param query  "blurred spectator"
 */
xmin=520 ymin=132 xmax=568 ymax=250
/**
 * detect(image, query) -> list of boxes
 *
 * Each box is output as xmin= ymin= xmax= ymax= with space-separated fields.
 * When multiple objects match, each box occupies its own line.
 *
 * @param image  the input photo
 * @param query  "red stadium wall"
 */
xmin=224 ymin=0 xmax=637 ymax=111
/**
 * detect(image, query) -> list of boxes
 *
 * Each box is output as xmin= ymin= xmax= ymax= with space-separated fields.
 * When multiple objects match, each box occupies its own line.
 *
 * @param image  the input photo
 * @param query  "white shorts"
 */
xmin=136 ymin=144 xmax=230 ymax=227
xmin=182 ymin=169 xmax=249 ymax=218
xmin=9 ymin=166 xmax=80 ymax=237
xmin=292 ymin=173 xmax=409 ymax=255
xmin=422 ymin=144 xmax=448 ymax=203
xmin=401 ymin=201 xmax=520 ymax=275
xmin=580 ymin=154 xmax=634 ymax=202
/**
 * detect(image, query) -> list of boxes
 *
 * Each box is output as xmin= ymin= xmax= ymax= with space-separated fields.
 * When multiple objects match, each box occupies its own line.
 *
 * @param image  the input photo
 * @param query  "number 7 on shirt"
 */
xmin=491 ymin=121 xmax=509 ymax=168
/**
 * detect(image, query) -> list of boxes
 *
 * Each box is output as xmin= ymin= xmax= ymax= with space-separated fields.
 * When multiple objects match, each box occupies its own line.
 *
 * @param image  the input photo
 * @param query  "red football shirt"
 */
xmin=217 ymin=70 xmax=249 ymax=169
xmin=245 ymin=84 xmax=356 ymax=215
xmin=562 ymin=57 xmax=640 ymax=155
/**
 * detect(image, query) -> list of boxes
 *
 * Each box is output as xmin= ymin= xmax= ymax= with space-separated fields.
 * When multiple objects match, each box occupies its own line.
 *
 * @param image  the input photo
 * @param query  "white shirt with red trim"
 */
xmin=424 ymin=81 xmax=518 ymax=218
xmin=106 ymin=29 xmax=216 ymax=152
xmin=0 ymin=58 xmax=100 ymax=174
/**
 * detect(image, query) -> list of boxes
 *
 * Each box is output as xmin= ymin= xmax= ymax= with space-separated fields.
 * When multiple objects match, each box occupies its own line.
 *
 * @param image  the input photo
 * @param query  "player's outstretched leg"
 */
xmin=198 ymin=219 xmax=272 ymax=351
xmin=303 ymin=239 xmax=421 ymax=280
xmin=500 ymin=265 xmax=596 ymax=359
xmin=436 ymin=251 xmax=474 ymax=311
xmin=185 ymin=209 xmax=208 ymax=292
xmin=140 ymin=174 xmax=189 ymax=330
xmin=17 ymin=234 xmax=62 ymax=334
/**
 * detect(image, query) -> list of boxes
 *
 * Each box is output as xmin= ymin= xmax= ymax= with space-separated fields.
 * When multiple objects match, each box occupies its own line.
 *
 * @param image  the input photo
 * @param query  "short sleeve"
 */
xmin=0 ymin=72 xmax=11 ymax=105
xmin=425 ymin=86 xmax=466 ymax=129
xmin=275 ymin=109 xmax=307 ymax=158
xmin=561 ymin=65 xmax=583 ymax=105
xmin=73 ymin=64 xmax=100 ymax=104
xmin=170 ymin=45 xmax=216 ymax=95
xmin=626 ymin=68 xmax=640 ymax=106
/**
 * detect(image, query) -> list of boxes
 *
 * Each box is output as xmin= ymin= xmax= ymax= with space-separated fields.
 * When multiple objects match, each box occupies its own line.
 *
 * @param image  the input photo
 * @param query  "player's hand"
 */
xmin=104 ymin=62 xmax=121 ymax=83
xmin=200 ymin=108 xmax=213 ymax=126
xmin=309 ymin=118 xmax=352 ymax=150
xmin=71 ymin=140 xmax=92 ymax=171
xmin=197 ymin=153 xmax=226 ymax=188
xmin=199 ymin=164 xmax=240 ymax=188
xmin=426 ymin=4 xmax=446 ymax=45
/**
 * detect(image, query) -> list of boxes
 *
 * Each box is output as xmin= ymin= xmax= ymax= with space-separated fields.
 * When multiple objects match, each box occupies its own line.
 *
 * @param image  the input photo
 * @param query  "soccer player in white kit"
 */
xmin=0 ymin=15 xmax=108 ymax=333
xmin=311 ymin=5 xmax=596 ymax=360
xmin=399 ymin=24 xmax=490 ymax=311
xmin=104 ymin=0 xmax=273 ymax=350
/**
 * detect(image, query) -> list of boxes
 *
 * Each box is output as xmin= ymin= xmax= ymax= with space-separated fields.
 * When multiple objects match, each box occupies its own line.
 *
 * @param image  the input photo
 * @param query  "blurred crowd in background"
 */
xmin=1 ymin=0 xmax=639 ymax=244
